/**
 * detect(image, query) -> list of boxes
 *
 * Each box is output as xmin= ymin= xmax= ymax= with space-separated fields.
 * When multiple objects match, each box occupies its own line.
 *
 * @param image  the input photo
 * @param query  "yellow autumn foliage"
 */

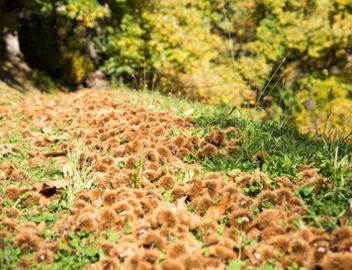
xmin=2 ymin=0 xmax=352 ymax=138
xmin=296 ymin=77 xmax=352 ymax=137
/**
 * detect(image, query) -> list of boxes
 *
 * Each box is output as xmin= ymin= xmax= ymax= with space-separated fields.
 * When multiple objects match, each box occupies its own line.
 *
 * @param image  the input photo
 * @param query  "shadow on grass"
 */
xmin=0 ymin=56 xmax=61 ymax=93
xmin=0 ymin=57 xmax=31 ymax=93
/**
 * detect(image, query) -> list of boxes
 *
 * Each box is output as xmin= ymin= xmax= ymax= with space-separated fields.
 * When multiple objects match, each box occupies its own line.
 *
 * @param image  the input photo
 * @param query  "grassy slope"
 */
xmin=126 ymin=88 xmax=352 ymax=222
xmin=0 ymin=83 xmax=351 ymax=269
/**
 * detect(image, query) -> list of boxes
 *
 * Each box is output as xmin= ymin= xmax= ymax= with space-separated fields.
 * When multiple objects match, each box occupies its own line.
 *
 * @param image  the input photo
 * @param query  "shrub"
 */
xmin=218 ymin=0 xmax=352 ymax=137
xmin=295 ymin=76 xmax=352 ymax=138
xmin=97 ymin=0 xmax=251 ymax=105
xmin=1 ymin=0 xmax=351 ymax=137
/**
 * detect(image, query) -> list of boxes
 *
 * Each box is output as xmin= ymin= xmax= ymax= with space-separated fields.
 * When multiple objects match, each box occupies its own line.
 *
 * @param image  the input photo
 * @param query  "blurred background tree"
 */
xmin=0 ymin=0 xmax=351 ymax=138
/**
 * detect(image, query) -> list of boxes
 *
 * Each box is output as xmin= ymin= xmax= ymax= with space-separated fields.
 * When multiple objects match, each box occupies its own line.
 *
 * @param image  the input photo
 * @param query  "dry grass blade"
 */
xmin=65 ymin=141 xmax=95 ymax=205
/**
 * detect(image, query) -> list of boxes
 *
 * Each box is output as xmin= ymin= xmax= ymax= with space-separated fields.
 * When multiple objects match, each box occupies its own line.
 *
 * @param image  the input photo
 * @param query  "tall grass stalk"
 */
xmin=65 ymin=141 xmax=95 ymax=205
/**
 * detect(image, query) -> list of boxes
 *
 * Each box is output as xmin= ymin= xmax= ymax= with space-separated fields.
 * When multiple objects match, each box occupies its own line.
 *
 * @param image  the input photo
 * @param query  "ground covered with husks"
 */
xmin=0 ymin=89 xmax=351 ymax=270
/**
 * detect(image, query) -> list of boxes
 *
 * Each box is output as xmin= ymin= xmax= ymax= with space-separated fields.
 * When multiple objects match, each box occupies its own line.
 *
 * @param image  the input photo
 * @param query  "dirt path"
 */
xmin=0 ymin=89 xmax=351 ymax=270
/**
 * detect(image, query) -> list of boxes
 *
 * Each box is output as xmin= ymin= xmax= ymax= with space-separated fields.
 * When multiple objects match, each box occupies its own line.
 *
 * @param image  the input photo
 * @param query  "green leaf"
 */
xmin=298 ymin=184 xmax=315 ymax=197
xmin=156 ymin=252 xmax=167 ymax=264
xmin=70 ymin=237 xmax=80 ymax=249
xmin=216 ymin=223 xmax=225 ymax=235
xmin=85 ymin=245 xmax=99 ymax=257
xmin=201 ymin=246 xmax=209 ymax=255
xmin=13 ymin=191 xmax=31 ymax=208
xmin=118 ymin=161 xmax=125 ymax=169
xmin=107 ymin=230 xmax=120 ymax=242
xmin=228 ymin=259 xmax=246 ymax=270
xmin=293 ymin=219 xmax=306 ymax=229
xmin=123 ymin=222 xmax=132 ymax=235
xmin=163 ymin=189 xmax=173 ymax=203
xmin=59 ymin=242 xmax=71 ymax=252
xmin=261 ymin=263 xmax=281 ymax=270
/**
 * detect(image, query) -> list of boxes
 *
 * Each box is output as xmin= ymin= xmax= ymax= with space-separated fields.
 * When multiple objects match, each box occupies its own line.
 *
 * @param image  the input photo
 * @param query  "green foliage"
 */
xmin=194 ymin=107 xmax=352 ymax=220
xmin=99 ymin=14 xmax=147 ymax=77
xmin=31 ymin=70 xmax=60 ymax=93
xmin=100 ymin=0 xmax=352 ymax=137
xmin=223 ymin=0 xmax=352 ymax=137
xmin=118 ymin=87 xmax=352 ymax=224
xmin=96 ymin=0 xmax=248 ymax=104
xmin=294 ymin=76 xmax=352 ymax=137
xmin=62 ymin=51 xmax=95 ymax=84
xmin=1 ymin=0 xmax=352 ymax=135
xmin=53 ymin=231 xmax=102 ymax=269
xmin=1 ymin=0 xmax=108 ymax=85
xmin=228 ymin=259 xmax=246 ymax=270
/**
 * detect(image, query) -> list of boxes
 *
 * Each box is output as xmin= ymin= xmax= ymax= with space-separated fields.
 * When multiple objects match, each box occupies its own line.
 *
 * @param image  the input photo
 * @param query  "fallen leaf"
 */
xmin=141 ymin=176 xmax=155 ymax=188
xmin=46 ymin=135 xmax=59 ymax=142
xmin=0 ymin=144 xmax=13 ymax=156
xmin=339 ymin=208 xmax=352 ymax=226
xmin=0 ymin=107 xmax=8 ymax=120
xmin=0 ymin=107 xmax=8 ymax=114
xmin=28 ymin=155 xmax=47 ymax=169
xmin=33 ymin=180 xmax=68 ymax=197
xmin=0 ymin=131 xmax=8 ymax=139
xmin=39 ymin=196 xmax=51 ymax=206
xmin=203 ymin=191 xmax=234 ymax=223
xmin=43 ymin=151 xmax=67 ymax=158
xmin=117 ymin=244 xmax=138 ymax=258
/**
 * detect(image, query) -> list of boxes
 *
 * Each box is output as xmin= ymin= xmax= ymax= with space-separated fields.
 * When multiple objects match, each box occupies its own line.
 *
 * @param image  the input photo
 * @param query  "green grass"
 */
xmin=64 ymin=141 xmax=95 ymax=206
xmin=119 ymin=88 xmax=352 ymax=223
xmin=119 ymin=87 xmax=221 ymax=118
xmin=1 ymin=85 xmax=351 ymax=269
xmin=195 ymin=111 xmax=351 ymax=219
